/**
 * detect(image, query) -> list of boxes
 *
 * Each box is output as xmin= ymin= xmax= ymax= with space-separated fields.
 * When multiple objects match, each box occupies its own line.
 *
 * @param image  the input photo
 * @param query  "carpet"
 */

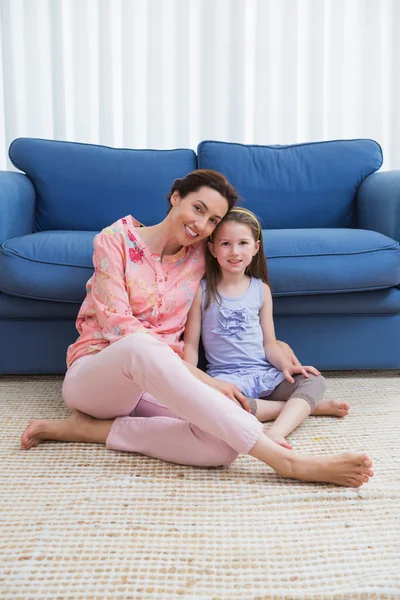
xmin=1 ymin=371 xmax=400 ymax=599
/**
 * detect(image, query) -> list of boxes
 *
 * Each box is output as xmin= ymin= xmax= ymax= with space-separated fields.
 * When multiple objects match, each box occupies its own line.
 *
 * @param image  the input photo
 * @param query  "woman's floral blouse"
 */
xmin=66 ymin=215 xmax=205 ymax=368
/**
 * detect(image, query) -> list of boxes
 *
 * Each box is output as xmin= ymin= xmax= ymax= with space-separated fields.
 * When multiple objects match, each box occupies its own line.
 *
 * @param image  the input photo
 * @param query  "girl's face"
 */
xmin=208 ymin=221 xmax=260 ymax=274
xmin=169 ymin=186 xmax=229 ymax=246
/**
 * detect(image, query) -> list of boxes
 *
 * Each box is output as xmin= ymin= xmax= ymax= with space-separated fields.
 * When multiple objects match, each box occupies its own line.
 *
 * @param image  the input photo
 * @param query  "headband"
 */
xmin=229 ymin=208 xmax=261 ymax=239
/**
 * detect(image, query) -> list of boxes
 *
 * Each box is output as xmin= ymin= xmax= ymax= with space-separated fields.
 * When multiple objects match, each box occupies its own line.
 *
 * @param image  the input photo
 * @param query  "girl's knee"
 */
xmin=312 ymin=373 xmax=327 ymax=396
xmin=294 ymin=373 xmax=327 ymax=408
xmin=304 ymin=373 xmax=327 ymax=402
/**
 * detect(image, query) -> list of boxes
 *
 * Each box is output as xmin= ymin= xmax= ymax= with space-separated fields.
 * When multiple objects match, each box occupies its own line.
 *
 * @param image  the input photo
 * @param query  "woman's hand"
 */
xmin=276 ymin=340 xmax=302 ymax=366
xmin=181 ymin=360 xmax=251 ymax=412
xmin=208 ymin=378 xmax=251 ymax=412
xmin=282 ymin=362 xmax=321 ymax=384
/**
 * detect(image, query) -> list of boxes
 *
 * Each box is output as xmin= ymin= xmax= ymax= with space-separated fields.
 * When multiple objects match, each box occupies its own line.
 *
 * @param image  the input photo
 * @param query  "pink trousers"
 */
xmin=62 ymin=333 xmax=263 ymax=467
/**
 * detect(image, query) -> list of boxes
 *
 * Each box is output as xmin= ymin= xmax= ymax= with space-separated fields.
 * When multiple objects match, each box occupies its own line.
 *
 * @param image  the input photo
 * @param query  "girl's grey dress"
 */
xmin=201 ymin=278 xmax=285 ymax=398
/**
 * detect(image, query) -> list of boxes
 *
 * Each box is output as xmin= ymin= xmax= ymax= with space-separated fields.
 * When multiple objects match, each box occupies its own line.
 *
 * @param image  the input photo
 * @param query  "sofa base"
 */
xmin=274 ymin=314 xmax=400 ymax=370
xmin=0 ymin=319 xmax=77 ymax=375
xmin=1 ymin=314 xmax=400 ymax=375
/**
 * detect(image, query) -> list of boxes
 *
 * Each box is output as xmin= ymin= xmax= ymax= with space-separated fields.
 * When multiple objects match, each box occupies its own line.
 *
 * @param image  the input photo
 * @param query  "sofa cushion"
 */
xmin=9 ymin=138 xmax=197 ymax=232
xmin=265 ymin=229 xmax=400 ymax=296
xmin=274 ymin=288 xmax=400 ymax=315
xmin=0 ymin=292 xmax=79 ymax=319
xmin=1 ymin=229 xmax=399 ymax=304
xmin=0 ymin=231 xmax=96 ymax=302
xmin=197 ymin=139 xmax=383 ymax=229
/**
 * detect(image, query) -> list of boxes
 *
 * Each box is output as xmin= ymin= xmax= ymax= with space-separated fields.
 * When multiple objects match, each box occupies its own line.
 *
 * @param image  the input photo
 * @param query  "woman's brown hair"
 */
xmin=166 ymin=169 xmax=239 ymax=212
xmin=204 ymin=208 xmax=270 ymax=310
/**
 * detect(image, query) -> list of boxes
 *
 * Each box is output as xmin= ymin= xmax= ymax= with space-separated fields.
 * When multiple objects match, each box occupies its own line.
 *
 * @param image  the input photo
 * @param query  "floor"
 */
xmin=1 ymin=371 xmax=400 ymax=599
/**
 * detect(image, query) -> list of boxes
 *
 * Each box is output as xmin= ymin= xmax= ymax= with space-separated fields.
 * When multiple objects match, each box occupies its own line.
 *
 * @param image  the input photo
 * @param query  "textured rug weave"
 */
xmin=1 ymin=372 xmax=400 ymax=599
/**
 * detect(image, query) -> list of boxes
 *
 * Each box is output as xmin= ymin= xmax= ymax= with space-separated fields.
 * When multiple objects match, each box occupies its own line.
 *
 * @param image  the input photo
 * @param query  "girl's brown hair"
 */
xmin=166 ymin=169 xmax=239 ymax=212
xmin=204 ymin=208 xmax=270 ymax=310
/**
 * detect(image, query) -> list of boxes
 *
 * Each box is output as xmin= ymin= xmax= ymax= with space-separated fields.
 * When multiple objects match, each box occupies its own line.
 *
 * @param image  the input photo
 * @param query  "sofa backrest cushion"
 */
xmin=9 ymin=138 xmax=197 ymax=231
xmin=197 ymin=139 xmax=383 ymax=229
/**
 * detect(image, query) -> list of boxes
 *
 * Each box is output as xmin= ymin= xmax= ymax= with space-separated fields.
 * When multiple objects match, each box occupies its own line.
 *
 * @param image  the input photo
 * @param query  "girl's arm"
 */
xmin=260 ymin=283 xmax=320 ymax=383
xmin=183 ymin=284 xmax=203 ymax=366
xmin=183 ymin=285 xmax=250 ymax=412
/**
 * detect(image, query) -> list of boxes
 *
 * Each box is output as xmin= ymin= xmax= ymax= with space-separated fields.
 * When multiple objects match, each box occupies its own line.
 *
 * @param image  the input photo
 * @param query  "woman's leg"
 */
xmin=22 ymin=334 xmax=258 ymax=465
xmin=108 ymin=393 xmax=238 ymax=466
xmin=61 ymin=334 xmax=262 ymax=453
xmin=21 ymin=335 xmax=374 ymax=486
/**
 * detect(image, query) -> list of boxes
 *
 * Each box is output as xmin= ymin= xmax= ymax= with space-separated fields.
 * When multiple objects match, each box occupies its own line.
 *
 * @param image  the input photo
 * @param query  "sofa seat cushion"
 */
xmin=0 ymin=228 xmax=399 ymax=304
xmin=0 ymin=231 xmax=96 ymax=302
xmin=265 ymin=228 xmax=400 ymax=296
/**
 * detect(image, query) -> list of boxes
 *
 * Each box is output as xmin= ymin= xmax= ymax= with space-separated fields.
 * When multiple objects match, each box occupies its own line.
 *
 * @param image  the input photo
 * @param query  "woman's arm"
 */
xmin=183 ymin=285 xmax=203 ymax=366
xmin=260 ymin=283 xmax=292 ymax=373
xmin=260 ymin=283 xmax=320 ymax=382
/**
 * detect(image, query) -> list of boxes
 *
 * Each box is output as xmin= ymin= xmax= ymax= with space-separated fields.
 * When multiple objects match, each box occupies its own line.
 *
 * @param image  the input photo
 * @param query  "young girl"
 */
xmin=183 ymin=208 xmax=350 ymax=449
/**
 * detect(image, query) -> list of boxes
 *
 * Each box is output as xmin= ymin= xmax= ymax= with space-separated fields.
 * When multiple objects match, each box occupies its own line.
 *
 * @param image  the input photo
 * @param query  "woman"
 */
xmin=21 ymin=169 xmax=373 ymax=487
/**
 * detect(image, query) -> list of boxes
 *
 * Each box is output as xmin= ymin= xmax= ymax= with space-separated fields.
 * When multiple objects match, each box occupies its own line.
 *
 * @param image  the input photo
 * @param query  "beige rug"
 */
xmin=1 ymin=371 xmax=400 ymax=599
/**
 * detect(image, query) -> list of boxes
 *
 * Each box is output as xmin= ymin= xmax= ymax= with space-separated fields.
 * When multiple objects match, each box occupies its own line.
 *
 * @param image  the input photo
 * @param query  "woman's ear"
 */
xmin=170 ymin=191 xmax=180 ymax=206
xmin=208 ymin=241 xmax=217 ymax=258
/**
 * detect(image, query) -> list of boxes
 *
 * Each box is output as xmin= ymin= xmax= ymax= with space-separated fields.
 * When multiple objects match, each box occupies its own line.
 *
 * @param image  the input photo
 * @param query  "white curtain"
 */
xmin=0 ymin=0 xmax=399 ymax=170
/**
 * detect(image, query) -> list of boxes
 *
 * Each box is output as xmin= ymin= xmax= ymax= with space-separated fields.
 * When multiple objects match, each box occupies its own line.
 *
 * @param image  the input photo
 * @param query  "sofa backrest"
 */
xmin=198 ymin=139 xmax=383 ymax=229
xmin=9 ymin=137 xmax=383 ymax=232
xmin=9 ymin=138 xmax=197 ymax=231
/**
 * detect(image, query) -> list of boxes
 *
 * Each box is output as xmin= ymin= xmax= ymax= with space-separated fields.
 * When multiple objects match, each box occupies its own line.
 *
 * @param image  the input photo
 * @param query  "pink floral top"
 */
xmin=66 ymin=215 xmax=205 ymax=368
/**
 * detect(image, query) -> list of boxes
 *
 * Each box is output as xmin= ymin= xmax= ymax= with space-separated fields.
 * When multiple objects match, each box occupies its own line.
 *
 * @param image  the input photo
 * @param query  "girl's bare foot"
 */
xmin=313 ymin=399 xmax=350 ymax=417
xmin=20 ymin=410 xmax=113 ymax=450
xmin=265 ymin=430 xmax=292 ymax=450
xmin=278 ymin=452 xmax=374 ymax=487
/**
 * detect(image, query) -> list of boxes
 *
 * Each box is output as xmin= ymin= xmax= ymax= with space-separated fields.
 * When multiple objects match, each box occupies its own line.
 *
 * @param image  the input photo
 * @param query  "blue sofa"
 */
xmin=1 ymin=137 xmax=399 ymax=374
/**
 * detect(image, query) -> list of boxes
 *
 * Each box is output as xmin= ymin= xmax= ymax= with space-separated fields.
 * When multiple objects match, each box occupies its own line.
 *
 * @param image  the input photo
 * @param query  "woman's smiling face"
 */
xmin=169 ymin=186 xmax=229 ymax=245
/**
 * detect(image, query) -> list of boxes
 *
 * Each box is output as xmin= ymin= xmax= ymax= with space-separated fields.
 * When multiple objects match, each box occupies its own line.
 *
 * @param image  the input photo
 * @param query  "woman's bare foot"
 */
xmin=278 ymin=452 xmax=374 ymax=487
xmin=265 ymin=430 xmax=292 ymax=450
xmin=249 ymin=434 xmax=374 ymax=487
xmin=312 ymin=399 xmax=350 ymax=417
xmin=20 ymin=410 xmax=113 ymax=450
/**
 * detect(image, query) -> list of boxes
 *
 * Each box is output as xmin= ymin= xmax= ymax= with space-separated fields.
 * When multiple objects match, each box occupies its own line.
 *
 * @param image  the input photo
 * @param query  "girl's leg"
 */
xmin=264 ymin=374 xmax=326 ymax=445
xmin=254 ymin=396 xmax=350 ymax=422
xmin=253 ymin=400 xmax=286 ymax=422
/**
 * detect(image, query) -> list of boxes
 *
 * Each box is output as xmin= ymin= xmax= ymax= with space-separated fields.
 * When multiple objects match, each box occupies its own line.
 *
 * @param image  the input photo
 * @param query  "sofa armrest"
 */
xmin=0 ymin=171 xmax=35 ymax=243
xmin=356 ymin=170 xmax=400 ymax=242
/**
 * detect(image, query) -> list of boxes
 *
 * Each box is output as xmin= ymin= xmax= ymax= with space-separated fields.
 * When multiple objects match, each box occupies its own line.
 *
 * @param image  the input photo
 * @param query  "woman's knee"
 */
xmin=190 ymin=429 xmax=239 ymax=467
xmin=212 ymin=443 xmax=238 ymax=467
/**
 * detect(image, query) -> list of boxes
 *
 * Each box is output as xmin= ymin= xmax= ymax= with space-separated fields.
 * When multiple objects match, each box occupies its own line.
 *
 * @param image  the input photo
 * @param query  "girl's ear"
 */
xmin=208 ymin=241 xmax=217 ymax=257
xmin=253 ymin=240 xmax=260 ymax=256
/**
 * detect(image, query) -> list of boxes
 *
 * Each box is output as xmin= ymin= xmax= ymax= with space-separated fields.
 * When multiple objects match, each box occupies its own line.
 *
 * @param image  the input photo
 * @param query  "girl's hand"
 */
xmin=209 ymin=378 xmax=251 ymax=412
xmin=282 ymin=363 xmax=321 ymax=384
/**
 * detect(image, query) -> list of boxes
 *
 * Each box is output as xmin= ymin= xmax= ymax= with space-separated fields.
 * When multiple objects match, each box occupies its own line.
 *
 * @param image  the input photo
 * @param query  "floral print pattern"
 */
xmin=67 ymin=215 xmax=205 ymax=368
